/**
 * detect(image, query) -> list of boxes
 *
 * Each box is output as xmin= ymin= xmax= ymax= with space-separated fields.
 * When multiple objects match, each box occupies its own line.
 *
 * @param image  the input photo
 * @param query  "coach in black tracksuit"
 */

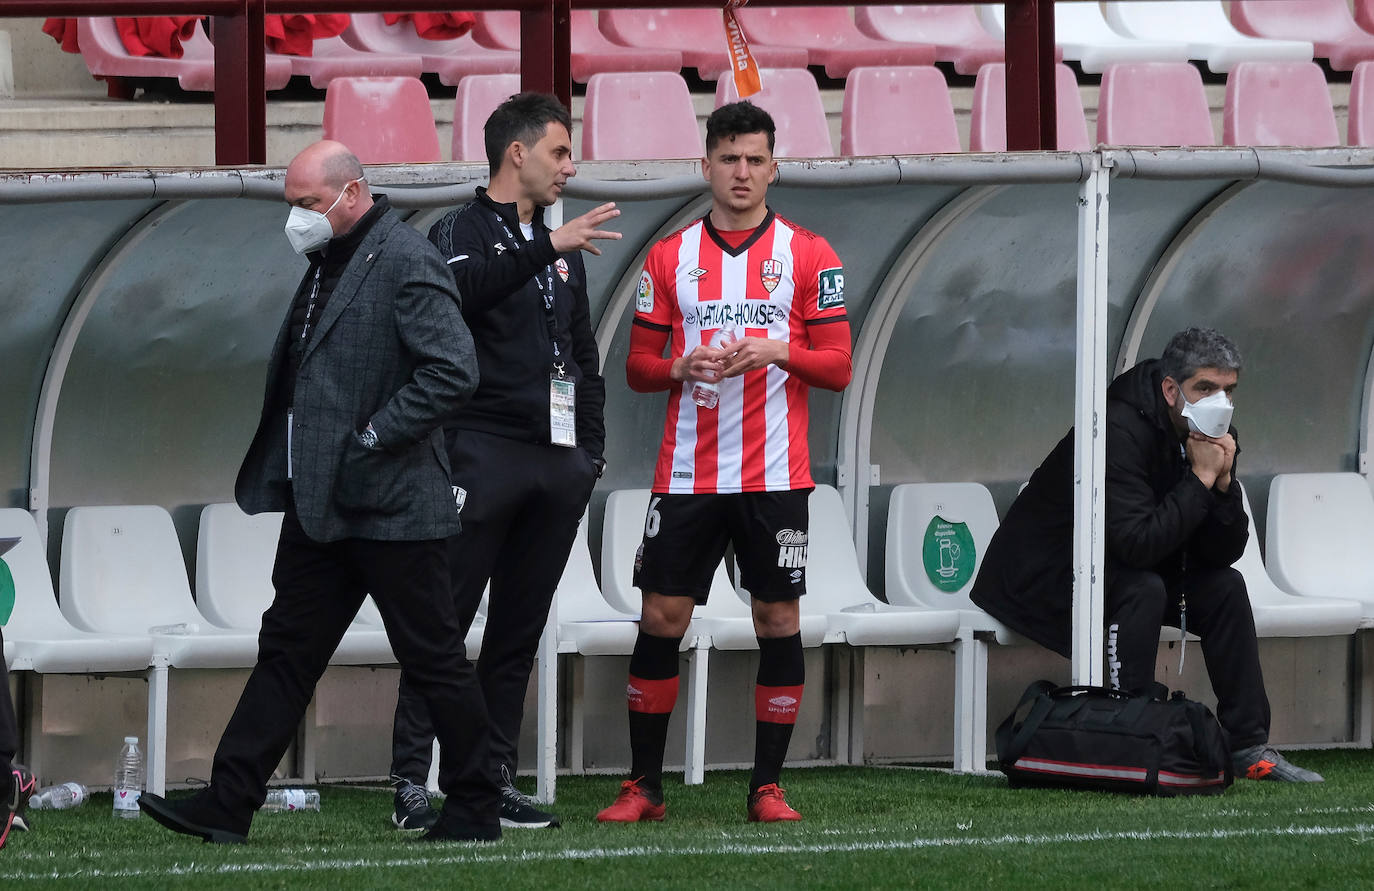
xmin=971 ymin=327 xmax=1321 ymax=782
xmin=389 ymin=93 xmax=621 ymax=829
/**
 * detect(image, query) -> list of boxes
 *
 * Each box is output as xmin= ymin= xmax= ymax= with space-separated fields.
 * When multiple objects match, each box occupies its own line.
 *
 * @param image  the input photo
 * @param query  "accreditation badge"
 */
xmin=550 ymin=374 xmax=577 ymax=448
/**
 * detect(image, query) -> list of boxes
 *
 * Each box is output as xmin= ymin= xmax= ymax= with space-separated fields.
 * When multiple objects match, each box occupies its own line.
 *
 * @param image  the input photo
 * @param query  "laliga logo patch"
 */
xmin=760 ymin=258 xmax=782 ymax=293
xmin=555 ymin=257 xmax=570 ymax=283
xmin=636 ymin=271 xmax=654 ymax=313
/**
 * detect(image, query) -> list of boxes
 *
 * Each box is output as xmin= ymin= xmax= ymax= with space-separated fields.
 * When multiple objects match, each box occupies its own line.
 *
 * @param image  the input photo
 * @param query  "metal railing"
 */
xmin=2 ymin=0 xmax=1082 ymax=163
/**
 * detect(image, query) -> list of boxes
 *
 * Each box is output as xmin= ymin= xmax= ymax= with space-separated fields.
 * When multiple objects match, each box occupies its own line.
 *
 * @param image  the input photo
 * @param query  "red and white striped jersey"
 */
xmin=633 ymin=211 xmax=848 ymax=494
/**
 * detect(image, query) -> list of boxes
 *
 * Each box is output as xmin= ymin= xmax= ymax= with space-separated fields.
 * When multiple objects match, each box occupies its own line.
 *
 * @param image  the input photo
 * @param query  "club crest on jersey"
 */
xmin=818 ymin=267 xmax=845 ymax=310
xmin=760 ymin=258 xmax=783 ymax=293
xmin=636 ymin=271 xmax=654 ymax=313
xmin=555 ymin=257 xmax=570 ymax=282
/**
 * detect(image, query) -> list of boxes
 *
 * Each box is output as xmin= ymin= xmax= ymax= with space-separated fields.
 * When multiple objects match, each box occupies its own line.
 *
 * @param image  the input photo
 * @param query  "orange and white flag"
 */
xmin=723 ymin=0 xmax=763 ymax=98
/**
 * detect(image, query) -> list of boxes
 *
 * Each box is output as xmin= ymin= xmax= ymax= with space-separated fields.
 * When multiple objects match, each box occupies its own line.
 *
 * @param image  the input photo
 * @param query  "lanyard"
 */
xmin=299 ymin=264 xmax=324 ymax=347
xmin=495 ymin=213 xmax=562 ymax=365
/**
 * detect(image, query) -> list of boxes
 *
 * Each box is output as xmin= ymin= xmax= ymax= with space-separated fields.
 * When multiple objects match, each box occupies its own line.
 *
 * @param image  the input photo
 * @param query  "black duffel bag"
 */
xmin=995 ymin=680 xmax=1233 ymax=796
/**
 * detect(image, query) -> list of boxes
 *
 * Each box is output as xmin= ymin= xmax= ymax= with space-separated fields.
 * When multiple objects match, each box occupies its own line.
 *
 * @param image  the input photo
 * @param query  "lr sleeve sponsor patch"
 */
xmin=636 ymin=270 xmax=655 ymax=314
xmin=818 ymin=267 xmax=845 ymax=311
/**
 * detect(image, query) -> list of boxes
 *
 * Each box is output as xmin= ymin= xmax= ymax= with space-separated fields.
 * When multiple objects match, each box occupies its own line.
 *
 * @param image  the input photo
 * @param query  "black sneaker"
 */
xmin=499 ymin=767 xmax=560 ymax=829
xmin=2 ymin=765 xmax=37 ymax=849
xmin=1232 ymin=745 xmax=1324 ymax=782
xmin=391 ymin=775 xmax=439 ymax=832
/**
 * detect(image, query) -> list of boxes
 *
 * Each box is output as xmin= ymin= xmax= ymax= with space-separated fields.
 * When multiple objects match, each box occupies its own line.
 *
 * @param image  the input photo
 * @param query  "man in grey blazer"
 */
xmin=139 ymin=140 xmax=501 ymax=844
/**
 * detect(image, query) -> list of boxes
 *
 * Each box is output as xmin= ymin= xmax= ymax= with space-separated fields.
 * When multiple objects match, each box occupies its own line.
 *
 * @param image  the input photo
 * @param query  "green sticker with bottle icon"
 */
xmin=0 ymin=560 xmax=14 ymax=626
xmin=922 ymin=515 xmax=975 ymax=592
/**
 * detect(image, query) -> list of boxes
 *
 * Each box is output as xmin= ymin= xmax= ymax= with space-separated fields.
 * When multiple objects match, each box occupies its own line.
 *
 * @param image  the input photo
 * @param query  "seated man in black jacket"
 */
xmin=971 ymin=327 xmax=1321 ymax=782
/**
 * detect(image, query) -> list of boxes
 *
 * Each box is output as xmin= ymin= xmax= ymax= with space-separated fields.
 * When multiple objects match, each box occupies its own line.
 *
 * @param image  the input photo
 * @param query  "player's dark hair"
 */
xmin=705 ymin=101 xmax=776 ymax=155
xmin=485 ymin=92 xmax=573 ymax=174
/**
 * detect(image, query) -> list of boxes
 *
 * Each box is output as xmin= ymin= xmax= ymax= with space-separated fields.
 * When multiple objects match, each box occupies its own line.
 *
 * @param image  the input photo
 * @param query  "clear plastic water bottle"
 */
xmin=690 ymin=324 xmax=737 ymax=410
xmin=260 ymin=789 xmax=321 ymax=812
xmin=29 ymin=782 xmax=89 ymax=811
xmin=112 ymin=736 xmax=143 ymax=819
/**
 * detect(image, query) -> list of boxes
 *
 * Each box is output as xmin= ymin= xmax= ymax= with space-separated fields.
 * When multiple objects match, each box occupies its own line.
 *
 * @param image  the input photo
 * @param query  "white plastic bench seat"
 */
xmin=980 ymin=4 xmax=1191 ymax=72
xmin=1265 ymin=473 xmax=1374 ymax=625
xmin=1103 ymin=1 xmax=1313 ymax=72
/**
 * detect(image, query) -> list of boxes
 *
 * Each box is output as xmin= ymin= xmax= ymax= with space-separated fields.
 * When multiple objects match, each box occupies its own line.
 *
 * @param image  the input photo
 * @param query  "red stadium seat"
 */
xmin=1351 ymin=61 xmax=1374 ymax=146
xmin=342 ymin=13 xmax=517 ymax=86
xmin=75 ymin=17 xmax=293 ymax=92
xmin=716 ymin=68 xmax=834 ymax=157
xmin=1222 ymin=61 xmax=1340 ymax=146
xmin=581 ymin=72 xmax=702 ymax=161
xmin=452 ymin=73 xmax=521 ymax=162
xmin=471 ymin=11 xmax=681 ymax=83
xmin=322 ymin=76 xmax=441 ymax=163
xmin=735 ymin=6 xmax=936 ymax=78
xmin=841 ymin=66 xmax=961 ymax=154
xmin=853 ymin=5 xmax=1005 ymax=75
xmin=269 ymin=34 xmax=424 ymax=89
xmin=1097 ymin=62 xmax=1217 ymax=146
xmin=599 ymin=9 xmax=808 ymax=82
xmin=969 ymin=62 xmax=1090 ymax=151
xmin=1231 ymin=0 xmax=1374 ymax=71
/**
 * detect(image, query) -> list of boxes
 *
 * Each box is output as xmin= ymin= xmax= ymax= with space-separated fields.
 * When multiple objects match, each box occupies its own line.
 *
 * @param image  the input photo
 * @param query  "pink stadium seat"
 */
xmin=1231 ymin=0 xmax=1374 ymax=71
xmin=969 ymin=62 xmax=1090 ymax=151
xmin=582 ymin=72 xmax=702 ymax=161
xmin=1097 ymin=62 xmax=1217 ymax=146
xmin=841 ymin=66 xmax=961 ymax=154
xmin=268 ymin=34 xmax=424 ymax=88
xmin=1359 ymin=0 xmax=1374 ymax=34
xmin=1351 ymin=61 xmax=1374 ymax=146
xmin=599 ymin=9 xmax=809 ymax=81
xmin=471 ymin=11 xmax=682 ymax=82
xmin=853 ymin=6 xmax=1005 ymax=75
xmin=1222 ymin=61 xmax=1340 ymax=146
xmin=75 ymin=17 xmax=293 ymax=92
xmin=735 ymin=6 xmax=936 ymax=78
xmin=452 ymin=73 xmax=521 ymax=162
xmin=342 ymin=13 xmax=517 ymax=86
xmin=715 ymin=68 xmax=834 ymax=157
xmin=322 ymin=76 xmax=442 ymax=163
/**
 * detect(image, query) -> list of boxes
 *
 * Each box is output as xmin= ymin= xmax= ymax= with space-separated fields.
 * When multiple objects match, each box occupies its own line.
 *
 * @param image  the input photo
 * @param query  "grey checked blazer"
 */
xmin=236 ymin=206 xmax=478 ymax=543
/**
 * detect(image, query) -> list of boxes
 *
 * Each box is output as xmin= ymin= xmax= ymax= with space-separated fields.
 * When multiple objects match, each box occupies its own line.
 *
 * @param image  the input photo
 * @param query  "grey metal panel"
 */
xmin=0 ymin=200 xmax=155 ymax=509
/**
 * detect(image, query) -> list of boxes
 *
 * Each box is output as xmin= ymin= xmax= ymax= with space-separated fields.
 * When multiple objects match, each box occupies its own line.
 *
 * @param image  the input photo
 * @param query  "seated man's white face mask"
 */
xmin=1180 ymin=389 xmax=1234 ymax=438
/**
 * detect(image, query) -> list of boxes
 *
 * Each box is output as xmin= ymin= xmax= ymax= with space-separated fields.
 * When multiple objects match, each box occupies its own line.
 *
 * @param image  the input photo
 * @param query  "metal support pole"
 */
xmin=1071 ymin=154 xmax=1109 ymax=685
xmin=521 ymin=0 xmax=570 ymax=110
xmin=1004 ymin=0 xmax=1056 ymax=150
xmin=212 ymin=0 xmax=266 ymax=165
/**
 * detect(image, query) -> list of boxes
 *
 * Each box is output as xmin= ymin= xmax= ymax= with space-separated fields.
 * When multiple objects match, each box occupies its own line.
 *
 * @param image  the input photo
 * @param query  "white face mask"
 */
xmin=283 ymin=178 xmax=361 ymax=255
xmin=1180 ymin=389 xmax=1234 ymax=438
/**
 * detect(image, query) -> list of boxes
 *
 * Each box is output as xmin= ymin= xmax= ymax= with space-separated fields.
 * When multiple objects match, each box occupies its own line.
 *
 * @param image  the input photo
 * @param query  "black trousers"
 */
xmin=209 ymin=506 xmax=498 ymax=824
xmin=1 ymin=626 xmax=16 ymax=797
xmin=391 ymin=431 xmax=596 ymax=787
xmin=1106 ymin=565 xmax=1270 ymax=749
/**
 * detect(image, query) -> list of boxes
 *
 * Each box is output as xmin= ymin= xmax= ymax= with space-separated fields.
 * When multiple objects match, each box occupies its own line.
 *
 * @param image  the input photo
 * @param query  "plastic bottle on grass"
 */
xmin=112 ymin=736 xmax=143 ymax=819
xmin=691 ymin=324 xmax=737 ymax=410
xmin=260 ymin=789 xmax=321 ymax=812
xmin=30 ymin=782 xmax=89 ymax=810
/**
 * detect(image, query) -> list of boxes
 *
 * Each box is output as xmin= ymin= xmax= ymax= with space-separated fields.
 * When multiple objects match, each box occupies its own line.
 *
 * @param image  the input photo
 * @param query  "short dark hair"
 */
xmin=484 ymin=92 xmax=573 ymax=173
xmin=705 ymin=101 xmax=776 ymax=155
xmin=1160 ymin=327 xmax=1243 ymax=383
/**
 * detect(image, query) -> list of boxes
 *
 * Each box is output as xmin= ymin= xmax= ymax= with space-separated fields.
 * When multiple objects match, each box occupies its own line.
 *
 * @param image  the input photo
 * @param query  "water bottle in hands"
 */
xmin=30 ymin=782 xmax=89 ymax=810
xmin=112 ymin=736 xmax=143 ymax=819
xmin=690 ymin=325 xmax=737 ymax=410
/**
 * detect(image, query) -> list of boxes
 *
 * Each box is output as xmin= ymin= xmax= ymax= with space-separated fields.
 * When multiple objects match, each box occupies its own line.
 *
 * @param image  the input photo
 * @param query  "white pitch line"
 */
xmin=4 ymin=822 xmax=1374 ymax=881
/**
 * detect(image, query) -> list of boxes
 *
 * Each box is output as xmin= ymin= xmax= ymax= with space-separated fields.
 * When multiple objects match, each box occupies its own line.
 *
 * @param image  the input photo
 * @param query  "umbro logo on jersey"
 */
xmin=688 ymin=267 xmax=708 ymax=279
xmin=760 ymin=258 xmax=782 ymax=293
xmin=790 ymin=569 xmax=803 ymax=584
xmin=555 ymin=257 xmax=570 ymax=282
xmin=494 ymin=243 xmax=507 ymax=254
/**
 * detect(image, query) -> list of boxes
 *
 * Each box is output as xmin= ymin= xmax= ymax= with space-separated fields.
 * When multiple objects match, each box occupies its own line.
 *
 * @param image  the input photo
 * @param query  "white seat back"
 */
xmin=0 ymin=509 xmax=70 ymax=637
xmin=1266 ymin=472 xmax=1374 ymax=603
xmin=556 ymin=510 xmax=634 ymax=622
xmin=885 ymin=482 xmax=1000 ymax=611
xmin=801 ymin=485 xmax=882 ymax=613
xmin=61 ymin=505 xmax=200 ymax=634
xmin=195 ymin=504 xmax=283 ymax=630
xmin=600 ymin=489 xmax=740 ymax=616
